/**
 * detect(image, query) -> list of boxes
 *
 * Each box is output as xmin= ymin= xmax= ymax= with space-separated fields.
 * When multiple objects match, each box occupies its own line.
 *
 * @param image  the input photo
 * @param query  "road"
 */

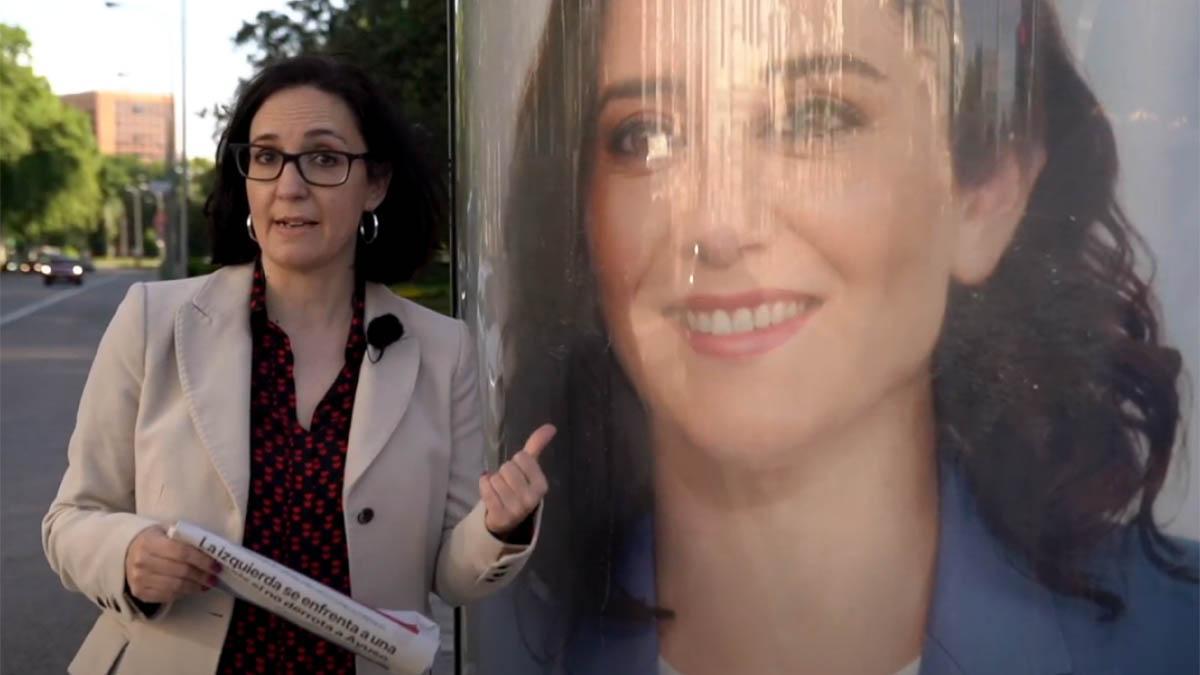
xmin=1 ymin=270 xmax=152 ymax=673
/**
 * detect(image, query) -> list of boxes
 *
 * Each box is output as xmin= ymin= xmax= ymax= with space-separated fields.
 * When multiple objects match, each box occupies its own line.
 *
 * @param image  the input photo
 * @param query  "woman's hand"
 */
xmin=481 ymin=424 xmax=556 ymax=536
xmin=124 ymin=526 xmax=220 ymax=604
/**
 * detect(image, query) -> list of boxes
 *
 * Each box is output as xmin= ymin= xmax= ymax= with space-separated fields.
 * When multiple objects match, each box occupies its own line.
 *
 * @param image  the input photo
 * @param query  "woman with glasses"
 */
xmin=43 ymin=55 xmax=554 ymax=675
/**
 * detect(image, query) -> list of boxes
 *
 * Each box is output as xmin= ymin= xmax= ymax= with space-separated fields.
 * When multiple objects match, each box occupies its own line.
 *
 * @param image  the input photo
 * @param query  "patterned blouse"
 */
xmin=217 ymin=263 xmax=367 ymax=674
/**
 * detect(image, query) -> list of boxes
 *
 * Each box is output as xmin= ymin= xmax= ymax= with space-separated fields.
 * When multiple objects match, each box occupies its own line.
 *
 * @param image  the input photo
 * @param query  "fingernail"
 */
xmin=209 ymin=575 xmax=220 ymax=586
xmin=211 ymin=562 xmax=222 ymax=573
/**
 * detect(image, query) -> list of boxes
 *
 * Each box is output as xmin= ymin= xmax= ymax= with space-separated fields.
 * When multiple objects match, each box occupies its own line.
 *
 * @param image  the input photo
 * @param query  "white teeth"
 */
xmin=772 ymin=302 xmax=787 ymax=323
xmin=682 ymin=300 xmax=813 ymax=336
xmin=754 ymin=305 xmax=772 ymax=329
xmin=732 ymin=308 xmax=755 ymax=333
xmin=711 ymin=310 xmax=733 ymax=335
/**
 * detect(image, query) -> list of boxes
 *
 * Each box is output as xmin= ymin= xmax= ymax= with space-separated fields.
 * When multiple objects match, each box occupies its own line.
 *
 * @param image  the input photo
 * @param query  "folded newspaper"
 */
xmin=169 ymin=521 xmax=440 ymax=674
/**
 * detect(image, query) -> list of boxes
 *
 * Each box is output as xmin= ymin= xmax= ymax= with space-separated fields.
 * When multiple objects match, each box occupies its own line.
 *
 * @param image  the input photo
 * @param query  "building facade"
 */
xmin=60 ymin=91 xmax=174 ymax=165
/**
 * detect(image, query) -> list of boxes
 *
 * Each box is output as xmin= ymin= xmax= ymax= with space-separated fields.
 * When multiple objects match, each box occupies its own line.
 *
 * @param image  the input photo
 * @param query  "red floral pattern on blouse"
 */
xmin=217 ymin=262 xmax=367 ymax=675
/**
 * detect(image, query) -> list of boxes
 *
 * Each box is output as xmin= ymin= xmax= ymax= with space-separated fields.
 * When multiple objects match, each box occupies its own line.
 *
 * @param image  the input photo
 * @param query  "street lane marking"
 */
xmin=0 ymin=276 xmax=127 ymax=328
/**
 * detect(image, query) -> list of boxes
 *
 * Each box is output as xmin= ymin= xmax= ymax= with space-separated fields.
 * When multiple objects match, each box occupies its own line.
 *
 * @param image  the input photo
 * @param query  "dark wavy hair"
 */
xmin=205 ymin=55 xmax=444 ymax=284
xmin=495 ymin=0 xmax=1196 ymax=661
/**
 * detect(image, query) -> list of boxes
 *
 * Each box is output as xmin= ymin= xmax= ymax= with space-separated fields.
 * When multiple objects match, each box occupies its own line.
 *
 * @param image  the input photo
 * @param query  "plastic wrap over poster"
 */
xmin=453 ymin=1 xmax=1199 ymax=673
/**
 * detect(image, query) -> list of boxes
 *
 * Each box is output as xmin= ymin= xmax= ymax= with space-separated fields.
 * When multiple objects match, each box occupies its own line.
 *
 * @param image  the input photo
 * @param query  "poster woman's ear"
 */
xmin=951 ymin=144 xmax=1047 ymax=286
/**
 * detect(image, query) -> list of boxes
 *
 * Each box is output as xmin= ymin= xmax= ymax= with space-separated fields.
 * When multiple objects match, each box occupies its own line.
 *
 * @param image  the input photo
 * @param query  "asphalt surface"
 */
xmin=1 ymin=269 xmax=153 ymax=674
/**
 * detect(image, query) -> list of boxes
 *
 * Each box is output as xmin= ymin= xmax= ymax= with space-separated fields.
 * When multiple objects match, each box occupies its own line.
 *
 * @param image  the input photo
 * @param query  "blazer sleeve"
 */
xmin=42 ymin=282 xmax=162 ymax=622
xmin=433 ymin=320 xmax=541 ymax=606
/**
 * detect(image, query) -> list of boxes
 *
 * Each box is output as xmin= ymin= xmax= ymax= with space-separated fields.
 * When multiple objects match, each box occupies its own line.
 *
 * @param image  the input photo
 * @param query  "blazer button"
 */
xmin=356 ymin=508 xmax=375 ymax=525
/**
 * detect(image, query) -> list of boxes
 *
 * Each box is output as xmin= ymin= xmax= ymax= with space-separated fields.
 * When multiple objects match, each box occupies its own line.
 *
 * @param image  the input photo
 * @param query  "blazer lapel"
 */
xmin=921 ymin=460 xmax=1074 ymax=675
xmin=175 ymin=265 xmax=254 ymax=518
xmin=344 ymin=284 xmax=420 ymax=496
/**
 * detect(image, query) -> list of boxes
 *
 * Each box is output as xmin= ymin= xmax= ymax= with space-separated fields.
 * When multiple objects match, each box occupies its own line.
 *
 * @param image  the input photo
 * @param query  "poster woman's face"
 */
xmin=588 ymin=0 xmax=1022 ymax=467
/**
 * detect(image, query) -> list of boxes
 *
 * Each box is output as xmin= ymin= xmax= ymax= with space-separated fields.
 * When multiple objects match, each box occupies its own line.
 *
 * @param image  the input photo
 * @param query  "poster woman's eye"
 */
xmin=760 ymin=96 xmax=868 ymax=155
xmin=606 ymin=113 xmax=685 ymax=168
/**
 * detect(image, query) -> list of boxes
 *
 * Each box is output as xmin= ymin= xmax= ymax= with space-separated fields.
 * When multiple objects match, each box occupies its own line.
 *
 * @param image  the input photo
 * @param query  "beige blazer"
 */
xmin=42 ymin=264 xmax=537 ymax=675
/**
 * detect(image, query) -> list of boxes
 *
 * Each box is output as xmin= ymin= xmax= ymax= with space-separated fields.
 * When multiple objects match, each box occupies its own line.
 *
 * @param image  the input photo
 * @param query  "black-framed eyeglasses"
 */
xmin=229 ymin=143 xmax=370 ymax=187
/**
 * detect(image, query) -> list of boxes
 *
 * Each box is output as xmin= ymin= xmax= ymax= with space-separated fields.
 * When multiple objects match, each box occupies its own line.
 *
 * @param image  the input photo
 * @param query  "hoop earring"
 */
xmin=246 ymin=214 xmax=258 ymax=242
xmin=359 ymin=211 xmax=379 ymax=244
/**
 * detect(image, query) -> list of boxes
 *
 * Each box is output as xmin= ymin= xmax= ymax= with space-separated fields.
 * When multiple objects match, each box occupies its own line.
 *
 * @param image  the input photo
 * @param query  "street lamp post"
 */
xmin=105 ymin=0 xmax=189 ymax=277
xmin=178 ymin=0 xmax=189 ymax=278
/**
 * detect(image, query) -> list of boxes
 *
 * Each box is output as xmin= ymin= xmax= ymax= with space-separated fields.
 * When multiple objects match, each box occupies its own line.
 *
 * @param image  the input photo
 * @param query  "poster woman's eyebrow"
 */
xmin=768 ymin=53 xmax=887 ymax=81
xmin=598 ymin=77 xmax=684 ymax=110
xmin=596 ymin=53 xmax=883 ymax=111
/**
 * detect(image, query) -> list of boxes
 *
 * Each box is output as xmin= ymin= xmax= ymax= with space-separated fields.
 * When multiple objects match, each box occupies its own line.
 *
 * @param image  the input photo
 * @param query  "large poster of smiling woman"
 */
xmin=454 ymin=1 xmax=1199 ymax=673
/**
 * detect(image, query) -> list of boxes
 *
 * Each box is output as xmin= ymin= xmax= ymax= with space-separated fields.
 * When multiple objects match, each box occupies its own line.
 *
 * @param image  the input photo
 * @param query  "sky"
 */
xmin=1 ymin=0 xmax=297 ymax=161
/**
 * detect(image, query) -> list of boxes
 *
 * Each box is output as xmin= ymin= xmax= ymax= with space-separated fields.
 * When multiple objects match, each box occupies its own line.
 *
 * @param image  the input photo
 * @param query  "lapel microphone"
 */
xmin=366 ymin=314 xmax=404 ymax=363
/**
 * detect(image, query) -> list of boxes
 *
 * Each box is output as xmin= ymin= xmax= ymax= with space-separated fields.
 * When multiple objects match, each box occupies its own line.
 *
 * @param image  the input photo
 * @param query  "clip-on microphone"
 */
xmin=366 ymin=314 xmax=404 ymax=363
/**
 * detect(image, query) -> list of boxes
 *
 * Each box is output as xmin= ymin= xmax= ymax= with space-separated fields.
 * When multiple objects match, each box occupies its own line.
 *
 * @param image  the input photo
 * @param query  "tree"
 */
xmin=230 ymin=0 xmax=448 ymax=162
xmin=0 ymin=25 xmax=34 ymax=159
xmin=226 ymin=0 xmax=449 ymax=250
xmin=95 ymin=154 xmax=153 ymax=256
xmin=0 ymin=24 xmax=102 ymax=249
xmin=187 ymin=157 xmax=216 ymax=258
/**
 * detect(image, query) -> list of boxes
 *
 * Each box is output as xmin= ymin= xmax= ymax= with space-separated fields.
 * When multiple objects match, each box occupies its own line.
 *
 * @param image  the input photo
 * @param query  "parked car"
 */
xmin=38 ymin=255 xmax=86 ymax=286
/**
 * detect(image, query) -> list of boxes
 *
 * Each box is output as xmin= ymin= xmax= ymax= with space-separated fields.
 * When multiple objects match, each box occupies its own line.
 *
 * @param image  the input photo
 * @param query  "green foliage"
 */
xmin=98 ymin=155 xmax=146 ymax=202
xmin=390 ymin=260 xmax=450 ymax=314
xmin=0 ymin=24 xmax=103 ymax=248
xmin=94 ymin=154 xmax=162 ymax=257
xmin=229 ymin=0 xmax=447 ymax=163
xmin=221 ymin=0 xmax=448 ymax=252
xmin=187 ymin=157 xmax=216 ymax=258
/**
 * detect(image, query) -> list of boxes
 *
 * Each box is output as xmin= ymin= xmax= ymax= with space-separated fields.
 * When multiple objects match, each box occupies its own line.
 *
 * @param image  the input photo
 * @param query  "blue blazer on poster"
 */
xmin=479 ymin=463 xmax=1199 ymax=674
